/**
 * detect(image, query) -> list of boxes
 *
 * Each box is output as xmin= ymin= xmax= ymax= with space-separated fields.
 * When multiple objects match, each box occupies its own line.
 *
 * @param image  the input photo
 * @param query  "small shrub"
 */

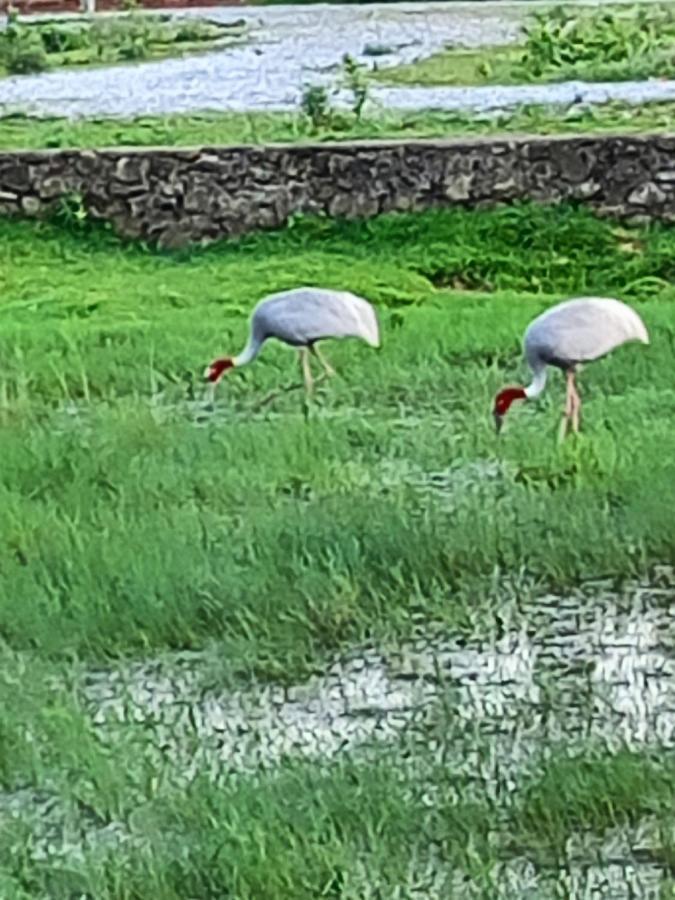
xmin=90 ymin=13 xmax=154 ymax=62
xmin=341 ymin=53 xmax=369 ymax=120
xmin=0 ymin=13 xmax=49 ymax=74
xmin=2 ymin=42 xmax=49 ymax=75
xmin=37 ymin=22 xmax=92 ymax=55
xmin=172 ymin=19 xmax=220 ymax=43
xmin=51 ymin=192 xmax=90 ymax=233
xmin=300 ymin=84 xmax=331 ymax=130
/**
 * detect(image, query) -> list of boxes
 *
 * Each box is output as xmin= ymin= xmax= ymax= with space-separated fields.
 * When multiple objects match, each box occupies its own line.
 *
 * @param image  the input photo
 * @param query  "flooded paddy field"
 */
xmin=1 ymin=204 xmax=675 ymax=896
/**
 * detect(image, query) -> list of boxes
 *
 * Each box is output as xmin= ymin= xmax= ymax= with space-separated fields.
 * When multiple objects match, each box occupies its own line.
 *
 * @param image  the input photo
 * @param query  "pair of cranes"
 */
xmin=204 ymin=287 xmax=650 ymax=438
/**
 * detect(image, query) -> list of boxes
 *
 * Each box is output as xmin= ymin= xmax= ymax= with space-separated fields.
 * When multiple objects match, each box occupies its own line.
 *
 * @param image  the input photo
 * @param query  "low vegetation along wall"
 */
xmin=1 ymin=134 xmax=675 ymax=247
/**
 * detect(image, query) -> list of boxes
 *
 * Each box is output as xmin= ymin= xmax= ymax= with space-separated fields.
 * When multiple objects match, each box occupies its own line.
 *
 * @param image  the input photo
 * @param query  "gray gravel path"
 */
xmin=369 ymin=76 xmax=675 ymax=113
xmin=0 ymin=3 xmax=523 ymax=117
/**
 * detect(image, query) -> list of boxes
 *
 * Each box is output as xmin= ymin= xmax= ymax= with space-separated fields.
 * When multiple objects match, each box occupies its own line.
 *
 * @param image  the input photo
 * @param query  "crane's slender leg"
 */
xmin=205 ymin=380 xmax=216 ymax=411
xmin=558 ymin=370 xmax=575 ymax=443
xmin=311 ymin=344 xmax=336 ymax=378
xmin=251 ymin=348 xmax=318 ymax=413
xmin=570 ymin=372 xmax=582 ymax=433
xmin=299 ymin=347 xmax=314 ymax=396
xmin=558 ymin=412 xmax=569 ymax=444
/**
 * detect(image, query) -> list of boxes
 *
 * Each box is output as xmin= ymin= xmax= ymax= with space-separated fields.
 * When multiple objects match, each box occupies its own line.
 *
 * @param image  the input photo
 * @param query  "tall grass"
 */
xmin=0 ymin=204 xmax=674 ymax=675
xmin=515 ymin=749 xmax=675 ymax=857
xmin=1 ymin=203 xmax=675 ymax=897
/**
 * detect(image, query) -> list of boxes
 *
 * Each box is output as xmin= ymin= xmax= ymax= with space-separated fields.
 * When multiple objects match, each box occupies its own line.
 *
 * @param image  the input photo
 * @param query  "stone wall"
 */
xmin=1 ymin=134 xmax=675 ymax=248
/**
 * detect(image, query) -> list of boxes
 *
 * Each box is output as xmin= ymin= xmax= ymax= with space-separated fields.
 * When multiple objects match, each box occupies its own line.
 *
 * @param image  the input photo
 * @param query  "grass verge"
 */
xmin=4 ymin=99 xmax=675 ymax=151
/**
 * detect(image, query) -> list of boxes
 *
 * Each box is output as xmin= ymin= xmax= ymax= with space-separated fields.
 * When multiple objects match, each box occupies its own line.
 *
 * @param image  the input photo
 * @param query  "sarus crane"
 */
xmin=204 ymin=286 xmax=381 ymax=398
xmin=492 ymin=296 xmax=649 ymax=440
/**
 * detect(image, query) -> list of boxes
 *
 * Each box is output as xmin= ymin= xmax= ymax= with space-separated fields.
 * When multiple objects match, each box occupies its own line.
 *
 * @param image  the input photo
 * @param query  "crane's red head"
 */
xmin=493 ymin=386 xmax=527 ymax=433
xmin=204 ymin=357 xmax=235 ymax=384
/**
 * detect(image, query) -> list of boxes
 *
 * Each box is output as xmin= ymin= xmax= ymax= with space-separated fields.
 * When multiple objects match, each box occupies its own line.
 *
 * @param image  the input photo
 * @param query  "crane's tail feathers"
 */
xmin=632 ymin=312 xmax=650 ymax=345
xmin=366 ymin=322 xmax=382 ymax=349
xmin=635 ymin=326 xmax=650 ymax=346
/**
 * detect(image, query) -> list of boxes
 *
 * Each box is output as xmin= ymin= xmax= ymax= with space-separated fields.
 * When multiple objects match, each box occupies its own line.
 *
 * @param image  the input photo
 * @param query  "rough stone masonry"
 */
xmin=1 ymin=134 xmax=675 ymax=248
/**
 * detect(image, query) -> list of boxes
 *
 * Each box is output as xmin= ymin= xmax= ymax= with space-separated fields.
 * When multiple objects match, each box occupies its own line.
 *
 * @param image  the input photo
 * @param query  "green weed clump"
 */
xmin=519 ymin=4 xmax=675 ymax=82
xmin=0 ymin=11 xmax=49 ymax=75
xmin=514 ymin=749 xmax=675 ymax=857
xmin=377 ymin=3 xmax=675 ymax=87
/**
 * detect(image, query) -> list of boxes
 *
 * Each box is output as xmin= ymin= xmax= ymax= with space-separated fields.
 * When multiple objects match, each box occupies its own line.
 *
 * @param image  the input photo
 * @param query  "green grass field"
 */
xmin=1 ymin=202 xmax=675 ymax=896
xmin=4 ymin=99 xmax=675 ymax=152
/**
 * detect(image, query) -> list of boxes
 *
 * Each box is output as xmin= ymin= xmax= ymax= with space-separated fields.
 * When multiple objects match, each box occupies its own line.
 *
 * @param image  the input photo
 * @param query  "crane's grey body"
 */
xmin=524 ymin=297 xmax=649 ymax=376
xmin=494 ymin=296 xmax=650 ymax=440
xmin=206 ymin=286 xmax=381 ymax=401
xmin=248 ymin=287 xmax=380 ymax=353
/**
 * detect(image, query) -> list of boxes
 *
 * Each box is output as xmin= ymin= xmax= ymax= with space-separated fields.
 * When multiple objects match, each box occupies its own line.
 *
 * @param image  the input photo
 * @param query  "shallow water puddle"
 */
xmin=475 ymin=822 xmax=668 ymax=900
xmin=80 ymin=580 xmax=675 ymax=775
xmin=0 ymin=788 xmax=132 ymax=863
xmin=4 ymin=576 xmax=674 ymax=890
xmin=6 ymin=4 xmax=675 ymax=118
xmin=83 ymin=648 xmax=435 ymax=780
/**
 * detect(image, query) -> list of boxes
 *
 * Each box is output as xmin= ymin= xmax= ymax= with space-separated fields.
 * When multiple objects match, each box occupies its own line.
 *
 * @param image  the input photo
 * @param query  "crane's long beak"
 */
xmin=494 ymin=411 xmax=503 ymax=435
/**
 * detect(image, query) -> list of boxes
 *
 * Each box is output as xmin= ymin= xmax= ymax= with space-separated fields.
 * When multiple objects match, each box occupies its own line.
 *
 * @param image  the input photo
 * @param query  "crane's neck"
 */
xmin=233 ymin=334 xmax=263 ymax=368
xmin=524 ymin=366 xmax=548 ymax=400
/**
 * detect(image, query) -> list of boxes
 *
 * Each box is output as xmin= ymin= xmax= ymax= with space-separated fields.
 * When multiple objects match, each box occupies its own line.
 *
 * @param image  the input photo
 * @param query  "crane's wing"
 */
xmin=524 ymin=297 xmax=649 ymax=369
xmin=252 ymin=287 xmax=380 ymax=348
